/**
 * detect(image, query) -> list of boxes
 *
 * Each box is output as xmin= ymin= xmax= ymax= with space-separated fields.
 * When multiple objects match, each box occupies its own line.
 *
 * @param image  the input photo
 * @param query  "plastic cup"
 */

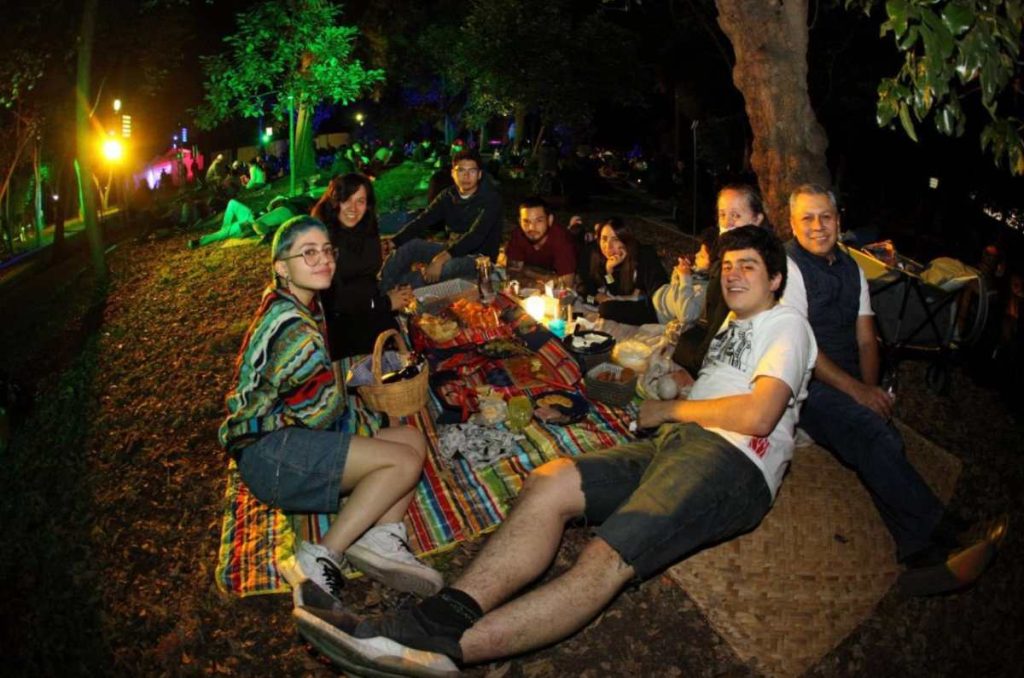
xmin=507 ymin=396 xmax=533 ymax=431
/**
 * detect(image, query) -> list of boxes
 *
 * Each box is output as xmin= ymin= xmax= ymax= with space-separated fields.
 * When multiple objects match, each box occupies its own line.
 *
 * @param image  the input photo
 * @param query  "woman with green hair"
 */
xmin=218 ymin=215 xmax=443 ymax=603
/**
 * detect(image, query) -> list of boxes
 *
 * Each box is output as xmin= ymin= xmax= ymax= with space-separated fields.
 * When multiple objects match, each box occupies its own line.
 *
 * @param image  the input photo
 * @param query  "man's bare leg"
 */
xmin=460 ymin=537 xmax=633 ymax=663
xmin=451 ymin=458 xmax=587 ymax=611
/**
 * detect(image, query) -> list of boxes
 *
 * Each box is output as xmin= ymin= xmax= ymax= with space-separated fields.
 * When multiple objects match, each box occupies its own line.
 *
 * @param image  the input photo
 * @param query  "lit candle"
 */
xmin=525 ymin=296 xmax=546 ymax=321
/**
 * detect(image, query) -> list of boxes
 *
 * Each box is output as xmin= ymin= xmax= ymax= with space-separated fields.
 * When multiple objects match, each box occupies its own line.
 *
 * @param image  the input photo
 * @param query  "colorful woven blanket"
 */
xmin=215 ymin=328 xmax=636 ymax=596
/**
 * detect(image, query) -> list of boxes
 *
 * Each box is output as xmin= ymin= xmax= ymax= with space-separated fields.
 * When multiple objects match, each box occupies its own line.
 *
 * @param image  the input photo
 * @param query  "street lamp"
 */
xmin=356 ymin=112 xmax=365 ymax=127
xmin=102 ymin=137 xmax=124 ymax=162
xmin=113 ymin=98 xmax=122 ymax=113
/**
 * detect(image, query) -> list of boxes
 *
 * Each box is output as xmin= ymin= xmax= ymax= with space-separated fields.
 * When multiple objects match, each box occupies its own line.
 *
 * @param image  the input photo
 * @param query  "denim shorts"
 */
xmin=575 ymin=422 xmax=771 ymax=581
xmin=237 ymin=427 xmax=352 ymax=514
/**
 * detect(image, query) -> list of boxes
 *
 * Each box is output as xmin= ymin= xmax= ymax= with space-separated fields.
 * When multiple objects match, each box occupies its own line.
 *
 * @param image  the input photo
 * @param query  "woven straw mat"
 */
xmin=666 ymin=420 xmax=961 ymax=677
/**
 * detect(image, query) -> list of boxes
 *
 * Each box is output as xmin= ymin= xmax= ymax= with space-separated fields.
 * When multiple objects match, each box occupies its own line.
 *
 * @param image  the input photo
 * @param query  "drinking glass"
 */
xmin=507 ymin=395 xmax=533 ymax=431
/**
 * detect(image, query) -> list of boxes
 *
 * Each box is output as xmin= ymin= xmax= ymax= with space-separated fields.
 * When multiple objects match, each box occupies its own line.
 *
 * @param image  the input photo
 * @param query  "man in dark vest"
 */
xmin=785 ymin=183 xmax=1006 ymax=596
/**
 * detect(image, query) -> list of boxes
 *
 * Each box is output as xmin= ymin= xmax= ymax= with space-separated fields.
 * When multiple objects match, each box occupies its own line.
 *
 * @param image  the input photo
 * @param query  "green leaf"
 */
xmin=877 ymin=86 xmax=899 ymax=126
xmin=899 ymin=103 xmax=919 ymax=142
xmin=886 ymin=0 xmax=911 ymax=38
xmin=921 ymin=8 xmax=955 ymax=60
xmin=936 ymin=104 xmax=955 ymax=136
xmin=956 ymin=27 xmax=985 ymax=82
xmin=898 ymin=24 xmax=920 ymax=49
xmin=913 ymin=85 xmax=935 ymax=119
xmin=941 ymin=2 xmax=974 ymax=36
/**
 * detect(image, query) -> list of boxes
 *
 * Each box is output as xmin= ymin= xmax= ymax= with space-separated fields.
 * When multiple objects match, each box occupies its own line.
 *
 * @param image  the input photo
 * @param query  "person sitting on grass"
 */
xmin=311 ymin=173 xmax=415 ymax=360
xmin=505 ymin=196 xmax=578 ymax=289
xmin=577 ymin=217 xmax=668 ymax=325
xmin=218 ymin=215 xmax=443 ymax=603
xmin=244 ymin=157 xmax=267 ymax=191
xmin=289 ymin=225 xmax=817 ymax=677
xmin=672 ymin=183 xmax=774 ymax=372
xmin=379 ymin=149 xmax=503 ymax=290
xmin=187 ymin=194 xmax=317 ymax=249
xmin=651 ymin=225 xmax=717 ymax=327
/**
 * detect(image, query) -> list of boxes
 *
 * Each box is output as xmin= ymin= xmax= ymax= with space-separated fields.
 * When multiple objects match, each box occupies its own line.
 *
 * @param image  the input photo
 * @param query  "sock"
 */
xmin=417 ymin=587 xmax=484 ymax=636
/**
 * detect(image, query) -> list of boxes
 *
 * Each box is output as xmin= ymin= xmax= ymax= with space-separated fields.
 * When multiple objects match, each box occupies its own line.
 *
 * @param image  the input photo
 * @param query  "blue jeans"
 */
xmin=798 ymin=380 xmax=944 ymax=561
xmin=237 ymin=427 xmax=352 ymax=514
xmin=576 ymin=423 xmax=771 ymax=581
xmin=379 ymin=238 xmax=479 ymax=291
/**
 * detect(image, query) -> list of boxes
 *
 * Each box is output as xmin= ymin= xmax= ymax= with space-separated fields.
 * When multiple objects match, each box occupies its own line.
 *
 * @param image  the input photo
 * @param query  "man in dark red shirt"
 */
xmin=505 ymin=196 xmax=578 ymax=288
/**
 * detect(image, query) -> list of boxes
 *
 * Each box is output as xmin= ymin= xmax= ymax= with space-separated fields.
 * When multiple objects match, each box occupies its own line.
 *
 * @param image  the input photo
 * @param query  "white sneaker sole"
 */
xmin=293 ymin=607 xmax=459 ymax=678
xmin=345 ymin=544 xmax=444 ymax=597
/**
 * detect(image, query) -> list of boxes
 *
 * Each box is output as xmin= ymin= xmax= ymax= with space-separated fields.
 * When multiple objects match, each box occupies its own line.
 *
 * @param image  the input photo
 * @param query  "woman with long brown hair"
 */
xmin=578 ymin=217 xmax=668 ymax=325
xmin=312 ymin=173 xmax=414 ymax=360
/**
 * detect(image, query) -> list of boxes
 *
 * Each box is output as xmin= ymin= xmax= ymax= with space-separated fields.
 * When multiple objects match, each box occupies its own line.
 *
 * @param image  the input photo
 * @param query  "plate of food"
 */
xmin=532 ymin=390 xmax=589 ymax=425
xmin=562 ymin=330 xmax=615 ymax=355
xmin=450 ymin=298 xmax=502 ymax=330
xmin=478 ymin=338 xmax=533 ymax=359
xmin=416 ymin=313 xmax=461 ymax=343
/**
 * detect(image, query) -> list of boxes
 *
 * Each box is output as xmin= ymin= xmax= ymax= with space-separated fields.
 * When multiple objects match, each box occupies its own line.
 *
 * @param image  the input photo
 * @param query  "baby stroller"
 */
xmin=847 ymin=244 xmax=991 ymax=394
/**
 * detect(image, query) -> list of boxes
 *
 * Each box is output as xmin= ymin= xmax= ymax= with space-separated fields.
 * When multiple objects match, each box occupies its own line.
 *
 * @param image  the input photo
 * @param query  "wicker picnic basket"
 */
xmin=357 ymin=329 xmax=429 ymax=418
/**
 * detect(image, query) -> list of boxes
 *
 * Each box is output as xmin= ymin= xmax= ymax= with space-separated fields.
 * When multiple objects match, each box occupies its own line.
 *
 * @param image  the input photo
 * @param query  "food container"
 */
xmin=611 ymin=340 xmax=653 ymax=373
xmin=584 ymin=362 xmax=638 ymax=408
xmin=562 ymin=330 xmax=616 ymax=371
xmin=413 ymin=278 xmax=479 ymax=315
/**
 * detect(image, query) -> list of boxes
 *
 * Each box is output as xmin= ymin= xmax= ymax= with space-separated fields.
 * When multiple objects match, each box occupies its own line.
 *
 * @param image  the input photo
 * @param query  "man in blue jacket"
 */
xmin=784 ymin=183 xmax=1006 ymax=596
xmin=380 ymin=149 xmax=503 ymax=290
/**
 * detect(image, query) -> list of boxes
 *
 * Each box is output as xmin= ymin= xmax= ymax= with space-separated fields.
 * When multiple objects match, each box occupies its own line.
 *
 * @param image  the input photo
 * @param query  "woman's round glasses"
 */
xmin=279 ymin=246 xmax=338 ymax=266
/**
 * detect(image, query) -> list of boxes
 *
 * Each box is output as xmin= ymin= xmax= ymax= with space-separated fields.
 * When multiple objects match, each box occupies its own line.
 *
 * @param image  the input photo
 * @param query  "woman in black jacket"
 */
xmin=312 ymin=174 xmax=414 ymax=360
xmin=578 ymin=217 xmax=668 ymax=325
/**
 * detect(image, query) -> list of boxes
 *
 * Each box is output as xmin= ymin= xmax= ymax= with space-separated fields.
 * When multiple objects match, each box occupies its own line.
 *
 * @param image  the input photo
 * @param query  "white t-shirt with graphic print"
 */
xmin=687 ymin=304 xmax=817 ymax=500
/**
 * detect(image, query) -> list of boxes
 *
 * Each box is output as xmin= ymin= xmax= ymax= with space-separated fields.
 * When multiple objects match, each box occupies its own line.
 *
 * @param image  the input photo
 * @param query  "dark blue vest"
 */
xmin=786 ymin=240 xmax=862 ymax=377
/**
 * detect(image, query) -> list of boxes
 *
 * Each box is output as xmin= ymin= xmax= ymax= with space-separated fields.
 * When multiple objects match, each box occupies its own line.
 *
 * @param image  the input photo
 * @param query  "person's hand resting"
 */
xmin=424 ymin=251 xmax=450 ymax=283
xmin=387 ymin=285 xmax=415 ymax=311
xmin=851 ymin=381 xmax=895 ymax=420
xmin=638 ymin=399 xmax=676 ymax=429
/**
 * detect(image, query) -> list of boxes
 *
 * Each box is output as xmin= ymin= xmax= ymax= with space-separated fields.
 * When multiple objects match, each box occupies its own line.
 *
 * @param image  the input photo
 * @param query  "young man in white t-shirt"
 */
xmin=291 ymin=226 xmax=817 ymax=678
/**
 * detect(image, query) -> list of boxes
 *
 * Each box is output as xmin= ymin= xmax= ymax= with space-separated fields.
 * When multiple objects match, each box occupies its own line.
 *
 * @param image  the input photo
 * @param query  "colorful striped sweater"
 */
xmin=218 ymin=284 xmax=345 ymax=452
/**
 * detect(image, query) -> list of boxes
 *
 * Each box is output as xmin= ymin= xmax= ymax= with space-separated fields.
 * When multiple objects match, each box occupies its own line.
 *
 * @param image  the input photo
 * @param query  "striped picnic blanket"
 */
xmin=215 ymin=329 xmax=636 ymax=596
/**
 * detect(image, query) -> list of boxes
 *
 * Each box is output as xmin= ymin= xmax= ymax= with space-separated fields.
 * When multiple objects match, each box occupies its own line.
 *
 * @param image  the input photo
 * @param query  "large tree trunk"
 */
xmin=75 ymin=0 xmax=106 ymax=280
xmin=293 ymin=103 xmax=317 ymax=179
xmin=716 ymin=0 xmax=830 ymax=238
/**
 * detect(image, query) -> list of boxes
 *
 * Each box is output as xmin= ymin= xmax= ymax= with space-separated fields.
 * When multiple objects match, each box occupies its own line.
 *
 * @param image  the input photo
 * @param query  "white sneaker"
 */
xmin=346 ymin=523 xmax=444 ymax=597
xmin=296 ymin=541 xmax=346 ymax=601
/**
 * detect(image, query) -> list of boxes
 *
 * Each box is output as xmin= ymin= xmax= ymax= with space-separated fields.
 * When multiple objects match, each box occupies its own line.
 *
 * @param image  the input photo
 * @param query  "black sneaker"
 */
xmin=293 ymin=606 xmax=459 ymax=678
xmin=354 ymin=606 xmax=463 ymax=662
xmin=293 ymin=579 xmax=348 ymax=612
